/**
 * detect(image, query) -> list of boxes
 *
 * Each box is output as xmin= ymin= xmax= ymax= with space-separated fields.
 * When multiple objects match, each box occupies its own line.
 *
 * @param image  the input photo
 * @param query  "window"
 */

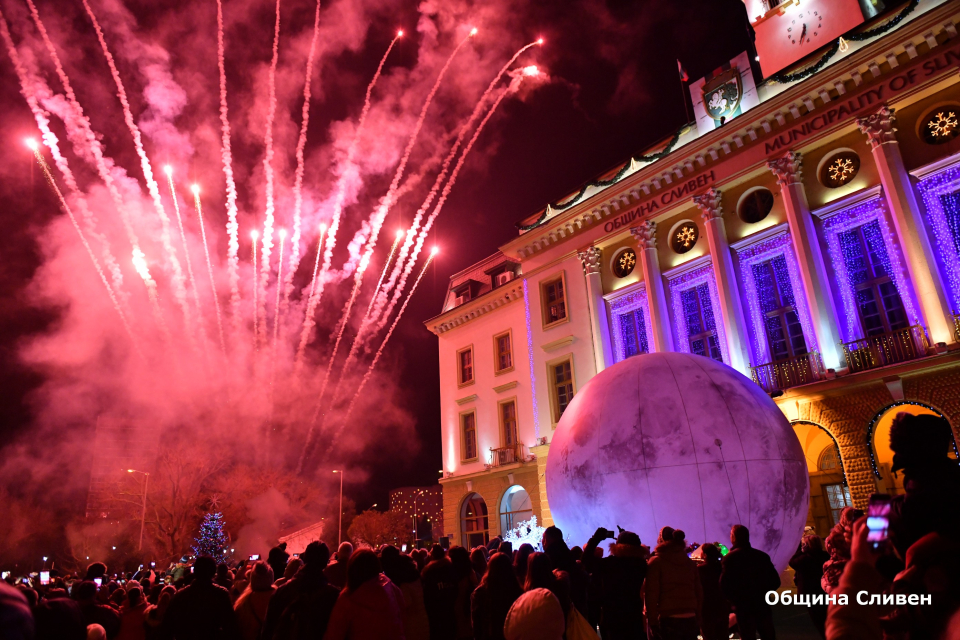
xmin=619 ymin=308 xmax=649 ymax=359
xmin=494 ymin=332 xmax=513 ymax=373
xmin=818 ymin=445 xmax=841 ymax=472
xmin=461 ymin=493 xmax=489 ymax=548
xmin=940 ymin=190 xmax=960 ymax=255
xmin=550 ymin=358 xmax=575 ymax=423
xmin=823 ymin=483 xmax=853 ymax=527
xmin=738 ymin=188 xmax=775 ymax=224
xmin=499 ymin=399 xmax=518 ymax=449
xmin=838 ymin=221 xmax=908 ymax=336
xmin=753 ymin=255 xmax=807 ymax=363
xmin=541 ymin=275 xmax=568 ymax=327
xmin=457 ymin=346 xmax=474 ymax=386
xmin=819 ymin=150 xmax=861 ymax=188
xmin=681 ymin=284 xmax=723 ymax=362
xmin=499 ymin=486 xmax=532 ymax=534
xmin=461 ymin=411 xmax=478 ymax=461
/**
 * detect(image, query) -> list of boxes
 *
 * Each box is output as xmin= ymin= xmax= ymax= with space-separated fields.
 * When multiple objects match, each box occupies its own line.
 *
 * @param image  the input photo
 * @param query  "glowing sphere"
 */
xmin=545 ymin=352 xmax=808 ymax=571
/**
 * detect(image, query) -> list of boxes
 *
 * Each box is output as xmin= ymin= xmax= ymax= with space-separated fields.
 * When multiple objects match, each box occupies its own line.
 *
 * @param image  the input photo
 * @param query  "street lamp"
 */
xmin=332 ymin=470 xmax=344 ymax=545
xmin=127 ymin=469 xmax=150 ymax=551
xmin=412 ymin=489 xmax=425 ymax=547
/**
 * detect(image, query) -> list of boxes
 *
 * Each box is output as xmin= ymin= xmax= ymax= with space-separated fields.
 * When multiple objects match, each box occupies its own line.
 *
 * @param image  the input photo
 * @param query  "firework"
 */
xmin=193 ymin=185 xmax=226 ymax=355
xmin=217 ymin=0 xmax=241 ymax=334
xmin=165 ymin=166 xmax=205 ymax=325
xmin=251 ymin=230 xmax=260 ymax=350
xmin=258 ymin=0 xmax=282 ymax=333
xmin=273 ymin=229 xmax=287 ymax=353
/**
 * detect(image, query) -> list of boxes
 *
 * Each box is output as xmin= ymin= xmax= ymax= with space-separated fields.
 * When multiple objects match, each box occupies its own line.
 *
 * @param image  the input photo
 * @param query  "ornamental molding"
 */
xmin=662 ymin=253 xmax=713 ymax=282
xmin=811 ymin=184 xmax=883 ymax=221
xmin=908 ymin=150 xmax=960 ymax=181
xmin=603 ymin=279 xmax=647 ymax=303
xmin=730 ymin=222 xmax=791 ymax=253
xmin=577 ymin=246 xmax=602 ymax=274
xmin=493 ymin=381 xmax=519 ymax=394
xmin=429 ymin=281 xmax=524 ymax=335
xmin=693 ymin=187 xmax=723 ymax=222
xmin=630 ymin=220 xmax=657 ymax=249
xmin=857 ymin=105 xmax=898 ymax=149
xmin=541 ymin=335 xmax=576 ymax=352
xmin=455 ymin=394 xmax=478 ymax=406
xmin=767 ymin=151 xmax=803 ymax=187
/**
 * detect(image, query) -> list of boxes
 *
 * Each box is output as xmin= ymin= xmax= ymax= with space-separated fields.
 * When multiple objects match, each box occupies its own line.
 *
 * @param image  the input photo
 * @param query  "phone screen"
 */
xmin=93 ymin=577 xmax=102 ymax=587
xmin=1 ymin=571 xmax=9 ymax=580
xmin=40 ymin=571 xmax=50 ymax=585
xmin=867 ymin=495 xmax=891 ymax=549
xmin=249 ymin=554 xmax=260 ymax=561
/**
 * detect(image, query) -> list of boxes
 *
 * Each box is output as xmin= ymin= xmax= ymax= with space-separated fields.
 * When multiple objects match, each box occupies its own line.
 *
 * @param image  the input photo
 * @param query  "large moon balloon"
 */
xmin=546 ymin=352 xmax=809 ymax=571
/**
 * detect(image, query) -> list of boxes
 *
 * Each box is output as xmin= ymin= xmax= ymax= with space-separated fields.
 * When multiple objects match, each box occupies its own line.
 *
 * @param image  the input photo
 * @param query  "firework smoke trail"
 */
xmin=192 ymin=185 xmax=226 ymax=355
xmin=307 ymin=224 xmax=327 ymax=301
xmin=257 ymin=0 xmax=282 ymax=335
xmin=294 ymin=33 xmax=401 ymax=372
xmin=282 ymin=0 xmax=321 ymax=313
xmin=377 ymin=69 xmax=533 ymax=334
xmin=217 ymin=0 xmax=241 ymax=334
xmin=354 ymin=40 xmax=541 ymax=356
xmin=23 ymin=0 xmax=132 ymax=305
xmin=251 ymin=231 xmax=260 ymax=349
xmin=29 ymin=143 xmax=142 ymax=359
xmin=272 ymin=230 xmax=287 ymax=353
xmin=164 ymin=168 xmax=204 ymax=323
xmin=81 ymin=0 xmax=197 ymax=348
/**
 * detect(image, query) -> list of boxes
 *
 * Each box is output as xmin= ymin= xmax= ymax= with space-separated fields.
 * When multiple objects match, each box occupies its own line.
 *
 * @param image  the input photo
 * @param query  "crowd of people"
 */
xmin=1 ymin=412 xmax=957 ymax=640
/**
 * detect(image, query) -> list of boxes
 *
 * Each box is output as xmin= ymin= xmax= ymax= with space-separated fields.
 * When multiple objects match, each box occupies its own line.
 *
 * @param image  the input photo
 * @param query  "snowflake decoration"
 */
xmin=927 ymin=111 xmax=958 ymax=138
xmin=676 ymin=225 xmax=696 ymax=248
xmin=828 ymin=158 xmax=855 ymax=184
xmin=502 ymin=515 xmax=545 ymax=551
xmin=618 ymin=251 xmax=636 ymax=272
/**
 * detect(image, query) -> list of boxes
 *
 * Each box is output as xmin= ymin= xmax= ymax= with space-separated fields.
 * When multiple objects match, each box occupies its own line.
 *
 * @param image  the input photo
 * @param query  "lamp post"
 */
xmin=332 ymin=470 xmax=343 ymax=544
xmin=412 ymin=489 xmax=424 ymax=547
xmin=127 ymin=469 xmax=150 ymax=551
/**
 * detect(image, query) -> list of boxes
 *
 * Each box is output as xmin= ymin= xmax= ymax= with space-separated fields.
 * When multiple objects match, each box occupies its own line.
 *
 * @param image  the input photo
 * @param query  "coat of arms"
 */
xmin=702 ymin=66 xmax=743 ymax=122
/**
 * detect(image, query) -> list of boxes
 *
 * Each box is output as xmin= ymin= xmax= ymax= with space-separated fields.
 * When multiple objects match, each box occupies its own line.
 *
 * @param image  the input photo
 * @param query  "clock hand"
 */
xmin=800 ymin=23 xmax=807 ymax=42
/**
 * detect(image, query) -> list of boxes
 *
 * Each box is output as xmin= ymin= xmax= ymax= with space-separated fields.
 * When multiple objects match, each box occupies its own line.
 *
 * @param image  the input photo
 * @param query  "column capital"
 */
xmin=630 ymin=220 xmax=657 ymax=249
xmin=693 ymin=187 xmax=723 ymax=222
xmin=767 ymin=151 xmax=803 ymax=187
xmin=857 ymin=105 xmax=898 ymax=149
xmin=577 ymin=246 xmax=602 ymax=275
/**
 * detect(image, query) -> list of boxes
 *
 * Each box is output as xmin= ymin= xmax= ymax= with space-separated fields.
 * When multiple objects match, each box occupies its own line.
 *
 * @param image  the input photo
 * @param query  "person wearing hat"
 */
xmin=887 ymin=413 xmax=960 ymax=557
xmin=582 ymin=527 xmax=649 ymax=640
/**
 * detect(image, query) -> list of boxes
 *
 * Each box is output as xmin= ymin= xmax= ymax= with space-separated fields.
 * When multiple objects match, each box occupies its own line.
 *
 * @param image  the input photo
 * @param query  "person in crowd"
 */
xmin=524 ymin=552 xmax=570 ymax=619
xmin=144 ymin=586 xmax=175 ymax=640
xmin=471 ymin=552 xmax=523 ymax=640
xmin=232 ymin=561 xmax=274 ymax=640
xmin=569 ymin=546 xmax=583 ymax=563
xmin=161 ymin=555 xmax=240 ymax=640
xmin=470 ymin=548 xmax=488 ymax=582
xmin=498 ymin=542 xmax=514 ymax=558
xmin=821 ymin=507 xmax=864 ymax=593
xmin=267 ymin=543 xmax=289 ymax=583
xmin=261 ymin=541 xmax=340 ymax=640
xmin=697 ymin=544 xmax=730 ymax=640
xmin=0 ymin=580 xmax=34 ymax=640
xmin=513 ymin=544 xmax=534 ymax=585
xmin=421 ymin=544 xmax=458 ymax=640
xmin=215 ymin=564 xmax=233 ymax=593
xmin=230 ymin=564 xmax=249 ymax=602
xmin=275 ymin=558 xmax=302 ymax=588
xmin=540 ymin=526 xmax=588 ymax=617
xmin=486 ymin=537 xmax=503 ymax=556
xmin=449 ymin=546 xmax=478 ymax=640
xmin=644 ymin=528 xmax=701 ymax=640
xmin=413 ymin=549 xmax=428 ymax=573
xmin=34 ymin=595 xmax=87 ymax=640
xmin=381 ymin=545 xmax=430 ymax=640
xmin=85 ymin=564 xmax=109 ymax=583
xmin=88 ymin=625 xmax=108 ymax=640
xmin=323 ymin=549 xmax=405 ymax=640
xmin=116 ymin=586 xmax=148 ymax=640
xmin=325 ymin=542 xmax=353 ymax=590
xmin=789 ymin=535 xmax=830 ymax=639
xmin=720 ymin=525 xmax=779 ymax=640
xmin=74 ymin=581 xmax=121 ymax=639
xmin=503 ymin=588 xmax=565 ymax=640
xmin=582 ymin=527 xmax=648 ymax=640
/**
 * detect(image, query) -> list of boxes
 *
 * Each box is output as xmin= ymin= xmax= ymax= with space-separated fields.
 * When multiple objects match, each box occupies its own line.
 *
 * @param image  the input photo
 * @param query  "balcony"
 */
xmin=751 ymin=351 xmax=826 ymax=393
xmin=841 ymin=325 xmax=929 ymax=374
xmin=954 ymin=313 xmax=960 ymax=343
xmin=489 ymin=444 xmax=525 ymax=468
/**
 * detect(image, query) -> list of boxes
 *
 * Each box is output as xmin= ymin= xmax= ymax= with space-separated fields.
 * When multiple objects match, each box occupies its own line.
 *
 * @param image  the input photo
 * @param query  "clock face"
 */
xmin=786 ymin=9 xmax=823 ymax=46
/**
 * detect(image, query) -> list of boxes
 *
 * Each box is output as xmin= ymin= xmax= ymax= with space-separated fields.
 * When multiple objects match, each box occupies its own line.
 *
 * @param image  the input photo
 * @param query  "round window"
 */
xmin=819 ymin=151 xmax=860 ymax=189
xmin=919 ymin=106 xmax=960 ymax=144
xmin=670 ymin=222 xmax=699 ymax=254
xmin=738 ymin=188 xmax=775 ymax=224
xmin=613 ymin=248 xmax=637 ymax=278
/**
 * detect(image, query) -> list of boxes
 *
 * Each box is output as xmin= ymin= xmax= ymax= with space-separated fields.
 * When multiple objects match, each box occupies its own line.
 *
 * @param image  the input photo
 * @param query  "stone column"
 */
xmin=630 ymin=221 xmax=675 ymax=353
xmin=767 ymin=151 xmax=845 ymax=370
xmin=529 ymin=442 xmax=553 ymax=526
xmin=857 ymin=106 xmax=954 ymax=345
xmin=692 ymin=188 xmax=752 ymax=374
xmin=577 ymin=247 xmax=614 ymax=373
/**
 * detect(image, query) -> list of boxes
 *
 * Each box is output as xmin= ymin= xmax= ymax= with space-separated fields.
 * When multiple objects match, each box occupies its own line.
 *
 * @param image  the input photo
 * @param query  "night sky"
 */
xmin=0 ymin=0 xmax=752 ymax=513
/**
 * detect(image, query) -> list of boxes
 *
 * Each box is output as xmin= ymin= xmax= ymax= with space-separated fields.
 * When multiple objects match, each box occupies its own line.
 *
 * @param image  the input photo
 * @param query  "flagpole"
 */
xmin=677 ymin=59 xmax=693 ymax=125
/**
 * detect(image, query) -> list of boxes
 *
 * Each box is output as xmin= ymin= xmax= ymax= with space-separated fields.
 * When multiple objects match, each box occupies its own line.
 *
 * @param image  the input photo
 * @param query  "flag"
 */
xmin=677 ymin=59 xmax=689 ymax=82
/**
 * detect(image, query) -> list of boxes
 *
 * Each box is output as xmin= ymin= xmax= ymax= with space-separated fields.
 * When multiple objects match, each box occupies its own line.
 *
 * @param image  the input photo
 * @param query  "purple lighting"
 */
xmin=667 ymin=262 xmax=730 ymax=364
xmin=917 ymin=161 xmax=960 ymax=311
xmin=522 ymin=279 xmax=541 ymax=440
xmin=610 ymin=285 xmax=653 ymax=362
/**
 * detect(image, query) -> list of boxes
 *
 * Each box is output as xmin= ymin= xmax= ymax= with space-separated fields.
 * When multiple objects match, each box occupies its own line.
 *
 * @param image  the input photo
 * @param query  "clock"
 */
xmin=786 ymin=9 xmax=822 ymax=46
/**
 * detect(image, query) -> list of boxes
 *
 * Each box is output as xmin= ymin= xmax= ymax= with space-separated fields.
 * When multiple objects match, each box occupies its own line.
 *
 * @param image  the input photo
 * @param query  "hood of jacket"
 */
xmin=610 ymin=544 xmax=648 ymax=559
xmin=653 ymin=541 xmax=690 ymax=565
xmin=344 ymin=574 xmax=399 ymax=613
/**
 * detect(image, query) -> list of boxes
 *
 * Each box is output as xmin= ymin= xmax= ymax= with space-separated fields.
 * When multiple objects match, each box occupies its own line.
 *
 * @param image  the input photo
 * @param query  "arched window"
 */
xmin=499 ymin=485 xmax=533 ymax=534
xmin=793 ymin=422 xmax=848 ymax=536
xmin=461 ymin=493 xmax=489 ymax=548
xmin=818 ymin=445 xmax=840 ymax=471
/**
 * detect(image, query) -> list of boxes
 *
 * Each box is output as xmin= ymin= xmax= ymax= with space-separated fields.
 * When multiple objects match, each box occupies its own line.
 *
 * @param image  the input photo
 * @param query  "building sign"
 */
xmin=604 ymin=171 xmax=716 ymax=232
xmin=690 ymin=52 xmax=760 ymax=135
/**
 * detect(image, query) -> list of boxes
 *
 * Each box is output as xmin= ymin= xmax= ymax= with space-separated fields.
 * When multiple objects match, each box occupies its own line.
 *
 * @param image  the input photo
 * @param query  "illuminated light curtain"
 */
xmin=822 ymin=196 xmax=919 ymax=342
xmin=735 ymin=231 xmax=815 ymax=367
xmin=521 ymin=280 xmax=541 ymax=440
xmin=667 ymin=263 xmax=730 ymax=364
xmin=610 ymin=286 xmax=653 ymax=362
xmin=917 ymin=162 xmax=960 ymax=312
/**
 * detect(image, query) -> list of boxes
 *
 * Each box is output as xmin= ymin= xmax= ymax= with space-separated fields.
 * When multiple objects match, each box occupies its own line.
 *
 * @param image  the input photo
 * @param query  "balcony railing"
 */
xmin=841 ymin=325 xmax=929 ymax=374
xmin=489 ymin=444 xmax=524 ymax=468
xmin=953 ymin=313 xmax=960 ymax=343
xmin=751 ymin=351 xmax=825 ymax=393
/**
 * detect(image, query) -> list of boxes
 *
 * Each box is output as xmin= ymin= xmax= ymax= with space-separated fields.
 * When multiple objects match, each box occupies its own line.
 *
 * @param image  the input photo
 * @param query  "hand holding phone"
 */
xmin=866 ymin=494 xmax=891 ymax=551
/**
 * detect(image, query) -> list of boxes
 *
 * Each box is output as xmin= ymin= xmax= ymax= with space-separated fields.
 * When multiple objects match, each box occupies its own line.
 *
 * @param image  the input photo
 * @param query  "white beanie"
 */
xmin=504 ymin=588 xmax=565 ymax=640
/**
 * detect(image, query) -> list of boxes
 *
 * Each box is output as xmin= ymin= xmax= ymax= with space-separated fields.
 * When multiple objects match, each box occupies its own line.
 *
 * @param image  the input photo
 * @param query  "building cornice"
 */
xmin=424 ymin=280 xmax=524 ymax=335
xmin=811 ymin=184 xmax=884 ymax=220
xmin=909 ymin=150 xmax=960 ymax=180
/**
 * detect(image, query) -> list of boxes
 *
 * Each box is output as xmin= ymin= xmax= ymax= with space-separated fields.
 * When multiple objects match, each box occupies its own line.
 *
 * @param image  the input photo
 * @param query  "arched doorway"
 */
xmin=461 ymin=493 xmax=489 ymax=548
xmin=499 ymin=485 xmax=533 ymax=534
xmin=793 ymin=421 xmax=852 ymax=536
xmin=869 ymin=402 xmax=958 ymax=496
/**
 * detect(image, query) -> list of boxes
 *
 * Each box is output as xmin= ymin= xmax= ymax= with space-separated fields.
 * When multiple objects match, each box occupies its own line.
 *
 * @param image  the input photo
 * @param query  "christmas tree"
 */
xmin=192 ymin=512 xmax=228 ymax=562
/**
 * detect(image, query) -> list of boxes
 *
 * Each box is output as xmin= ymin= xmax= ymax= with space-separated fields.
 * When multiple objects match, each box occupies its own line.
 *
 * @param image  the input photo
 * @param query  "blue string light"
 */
xmin=916 ymin=163 xmax=960 ymax=312
xmin=610 ymin=286 xmax=652 ymax=362
xmin=667 ymin=263 xmax=729 ymax=363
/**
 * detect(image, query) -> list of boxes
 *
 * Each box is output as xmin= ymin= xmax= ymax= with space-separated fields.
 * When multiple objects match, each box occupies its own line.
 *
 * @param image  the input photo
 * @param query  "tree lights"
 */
xmin=667 ymin=263 xmax=729 ymax=364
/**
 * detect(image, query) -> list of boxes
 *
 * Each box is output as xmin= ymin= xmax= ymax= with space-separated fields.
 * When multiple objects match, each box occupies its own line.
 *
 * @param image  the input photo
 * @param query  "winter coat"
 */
xmin=503 ymin=588 xmax=565 ymax=640
xmin=421 ymin=558 xmax=458 ymax=640
xmin=261 ymin=563 xmax=339 ymax=640
xmin=719 ymin=543 xmax=780 ymax=614
xmin=643 ymin=541 xmax=702 ymax=626
xmin=396 ymin=579 xmax=430 ymax=640
xmin=233 ymin=586 xmax=275 ymax=640
xmin=324 ymin=560 xmax=349 ymax=590
xmin=79 ymin=601 xmax=122 ymax=639
xmin=0 ymin=582 xmax=34 ymax=640
xmin=267 ymin=546 xmax=289 ymax=583
xmin=471 ymin=581 xmax=522 ymax=640
xmin=160 ymin=579 xmax=241 ymax=640
xmin=789 ymin=548 xmax=829 ymax=596
xmin=697 ymin=560 xmax=730 ymax=629
xmin=580 ymin=540 xmax=647 ymax=640
xmin=454 ymin=574 xmax=477 ymax=639
xmin=322 ymin=573 xmax=406 ymax=640
xmin=542 ymin=540 xmax=588 ymax=617
xmin=824 ymin=560 xmax=887 ymax=640
xmin=116 ymin=601 xmax=149 ymax=640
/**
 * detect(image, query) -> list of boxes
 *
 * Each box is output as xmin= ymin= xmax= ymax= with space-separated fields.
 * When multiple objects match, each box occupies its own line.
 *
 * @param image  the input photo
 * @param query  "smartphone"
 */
xmin=2 ymin=571 xmax=9 ymax=580
xmin=150 ymin=562 xmax=156 ymax=567
xmin=93 ymin=577 xmax=102 ymax=587
xmin=40 ymin=571 xmax=50 ymax=585
xmin=867 ymin=493 xmax=891 ymax=551
xmin=249 ymin=554 xmax=260 ymax=561
xmin=401 ymin=544 xmax=408 ymax=552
